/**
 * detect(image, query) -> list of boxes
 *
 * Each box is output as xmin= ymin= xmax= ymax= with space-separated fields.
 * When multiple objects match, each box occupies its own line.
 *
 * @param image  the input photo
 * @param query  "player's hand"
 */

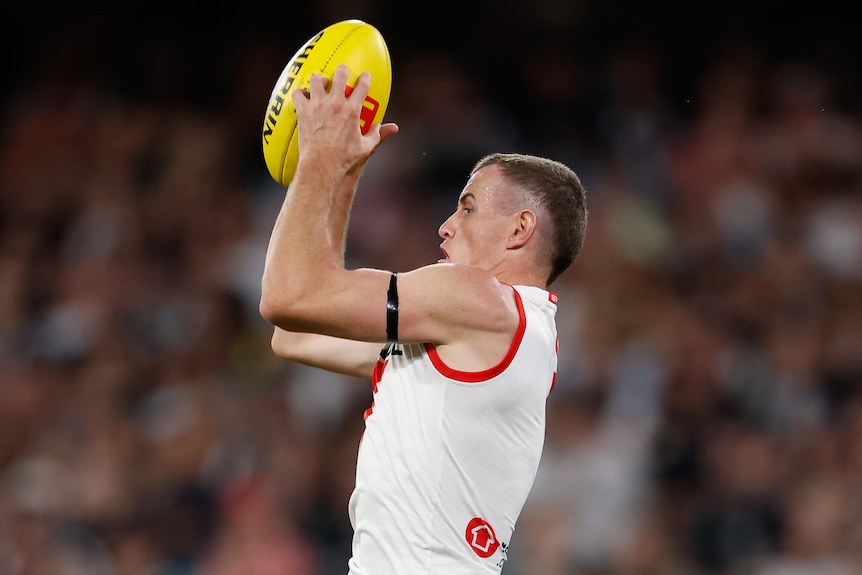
xmin=293 ymin=65 xmax=398 ymax=175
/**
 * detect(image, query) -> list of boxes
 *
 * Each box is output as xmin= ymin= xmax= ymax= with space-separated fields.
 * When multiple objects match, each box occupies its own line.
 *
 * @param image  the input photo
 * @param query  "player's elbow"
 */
xmin=258 ymin=292 xmax=280 ymax=326
xmin=259 ymin=278 xmax=304 ymax=329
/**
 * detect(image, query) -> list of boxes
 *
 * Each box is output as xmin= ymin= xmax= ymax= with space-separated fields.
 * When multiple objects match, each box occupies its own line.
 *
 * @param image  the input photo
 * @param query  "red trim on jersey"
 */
xmin=365 ymin=359 xmax=388 ymax=419
xmin=371 ymin=358 xmax=388 ymax=394
xmin=424 ymin=288 xmax=526 ymax=383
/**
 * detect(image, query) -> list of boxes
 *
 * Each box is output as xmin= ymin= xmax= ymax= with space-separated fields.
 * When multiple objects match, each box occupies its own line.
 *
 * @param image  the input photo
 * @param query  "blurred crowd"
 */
xmin=1 ymin=5 xmax=861 ymax=575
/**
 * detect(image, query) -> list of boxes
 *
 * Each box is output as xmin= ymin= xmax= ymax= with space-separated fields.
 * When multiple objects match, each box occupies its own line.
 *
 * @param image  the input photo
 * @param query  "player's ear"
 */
xmin=507 ymin=209 xmax=537 ymax=249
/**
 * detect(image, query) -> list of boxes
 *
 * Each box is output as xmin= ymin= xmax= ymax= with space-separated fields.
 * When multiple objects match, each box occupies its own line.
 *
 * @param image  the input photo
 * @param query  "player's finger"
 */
xmin=291 ymin=87 xmax=309 ymax=109
xmin=378 ymin=122 xmax=399 ymax=143
xmin=308 ymin=73 xmax=328 ymax=96
xmin=351 ymin=71 xmax=372 ymax=102
xmin=331 ymin=65 xmax=349 ymax=95
xmin=365 ymin=122 xmax=399 ymax=156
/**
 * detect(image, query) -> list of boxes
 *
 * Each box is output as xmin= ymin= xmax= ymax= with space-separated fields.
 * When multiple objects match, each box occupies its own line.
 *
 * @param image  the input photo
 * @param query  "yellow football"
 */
xmin=261 ymin=19 xmax=392 ymax=186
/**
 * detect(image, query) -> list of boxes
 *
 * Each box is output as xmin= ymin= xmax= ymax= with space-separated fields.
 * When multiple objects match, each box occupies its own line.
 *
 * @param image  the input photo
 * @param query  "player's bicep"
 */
xmin=394 ymin=264 xmax=515 ymax=345
xmin=271 ymin=328 xmax=381 ymax=378
xmin=262 ymin=265 xmax=511 ymax=348
xmin=261 ymin=267 xmax=391 ymax=342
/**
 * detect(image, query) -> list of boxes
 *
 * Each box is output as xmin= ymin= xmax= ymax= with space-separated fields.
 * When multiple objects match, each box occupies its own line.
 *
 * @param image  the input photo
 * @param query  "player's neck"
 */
xmin=495 ymin=266 xmax=547 ymax=290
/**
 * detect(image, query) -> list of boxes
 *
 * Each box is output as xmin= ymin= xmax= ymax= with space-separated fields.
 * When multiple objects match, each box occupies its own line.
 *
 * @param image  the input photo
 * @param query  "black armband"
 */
xmin=386 ymin=273 xmax=399 ymax=343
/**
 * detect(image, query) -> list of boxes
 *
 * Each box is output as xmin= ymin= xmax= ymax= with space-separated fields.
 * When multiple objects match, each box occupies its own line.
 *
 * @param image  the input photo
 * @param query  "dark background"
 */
xmin=1 ymin=2 xmax=861 ymax=574
xmin=4 ymin=1 xmax=858 ymax=111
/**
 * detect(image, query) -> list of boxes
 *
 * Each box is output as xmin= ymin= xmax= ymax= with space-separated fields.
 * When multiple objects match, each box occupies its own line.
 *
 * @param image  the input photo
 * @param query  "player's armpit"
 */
xmin=271 ymin=328 xmax=382 ymax=379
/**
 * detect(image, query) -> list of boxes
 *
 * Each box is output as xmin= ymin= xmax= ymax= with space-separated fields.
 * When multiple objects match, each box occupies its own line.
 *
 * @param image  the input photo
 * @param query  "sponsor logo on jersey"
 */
xmin=465 ymin=517 xmax=499 ymax=558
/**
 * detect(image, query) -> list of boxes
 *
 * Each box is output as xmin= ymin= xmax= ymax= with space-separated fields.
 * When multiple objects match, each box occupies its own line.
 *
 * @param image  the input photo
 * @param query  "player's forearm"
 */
xmin=271 ymin=327 xmax=380 ymax=378
xmin=328 ymin=173 xmax=361 ymax=266
xmin=259 ymin=158 xmax=359 ymax=324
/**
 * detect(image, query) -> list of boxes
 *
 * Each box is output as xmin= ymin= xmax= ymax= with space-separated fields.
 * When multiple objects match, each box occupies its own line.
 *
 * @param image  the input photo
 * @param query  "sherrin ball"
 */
xmin=261 ymin=19 xmax=393 ymax=185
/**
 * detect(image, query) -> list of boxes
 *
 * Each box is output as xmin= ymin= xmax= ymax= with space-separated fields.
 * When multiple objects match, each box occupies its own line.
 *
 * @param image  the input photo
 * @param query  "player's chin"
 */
xmin=437 ymin=247 xmax=451 ymax=264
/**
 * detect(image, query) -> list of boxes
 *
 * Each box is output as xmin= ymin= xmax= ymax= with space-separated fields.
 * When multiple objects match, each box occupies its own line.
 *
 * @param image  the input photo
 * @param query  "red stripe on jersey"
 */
xmin=371 ymin=359 xmax=388 ymax=394
xmin=366 ymin=359 xmax=389 ymax=419
xmin=425 ymin=288 xmax=526 ymax=383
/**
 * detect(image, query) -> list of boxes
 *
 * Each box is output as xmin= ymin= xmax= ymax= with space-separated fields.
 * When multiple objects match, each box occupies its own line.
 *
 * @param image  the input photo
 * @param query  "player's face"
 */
xmin=437 ymin=165 xmax=513 ymax=269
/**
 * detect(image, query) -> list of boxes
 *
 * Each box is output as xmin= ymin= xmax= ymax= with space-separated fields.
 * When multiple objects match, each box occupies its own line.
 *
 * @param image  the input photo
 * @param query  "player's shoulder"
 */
xmin=405 ymin=263 xmax=512 ymax=302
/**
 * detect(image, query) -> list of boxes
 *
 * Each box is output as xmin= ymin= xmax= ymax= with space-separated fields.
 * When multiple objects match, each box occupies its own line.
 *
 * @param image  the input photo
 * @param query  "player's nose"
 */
xmin=438 ymin=214 xmax=455 ymax=239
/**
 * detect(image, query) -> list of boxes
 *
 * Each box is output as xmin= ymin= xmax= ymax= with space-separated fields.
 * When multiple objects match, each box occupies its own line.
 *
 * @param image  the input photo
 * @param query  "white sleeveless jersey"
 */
xmin=347 ymin=285 xmax=559 ymax=575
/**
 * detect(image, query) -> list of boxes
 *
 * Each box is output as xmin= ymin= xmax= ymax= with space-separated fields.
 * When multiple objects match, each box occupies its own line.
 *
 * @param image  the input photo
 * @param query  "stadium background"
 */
xmin=1 ymin=1 xmax=860 ymax=574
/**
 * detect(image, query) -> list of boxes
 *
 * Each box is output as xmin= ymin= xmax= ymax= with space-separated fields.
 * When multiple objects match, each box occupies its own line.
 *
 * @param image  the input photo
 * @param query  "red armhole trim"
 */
xmin=425 ymin=288 xmax=526 ymax=383
xmin=371 ymin=359 xmax=387 ymax=393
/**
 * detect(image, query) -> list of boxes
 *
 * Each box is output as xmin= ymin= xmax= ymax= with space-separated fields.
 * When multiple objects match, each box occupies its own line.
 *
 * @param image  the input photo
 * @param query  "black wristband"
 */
xmin=386 ymin=273 xmax=399 ymax=343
